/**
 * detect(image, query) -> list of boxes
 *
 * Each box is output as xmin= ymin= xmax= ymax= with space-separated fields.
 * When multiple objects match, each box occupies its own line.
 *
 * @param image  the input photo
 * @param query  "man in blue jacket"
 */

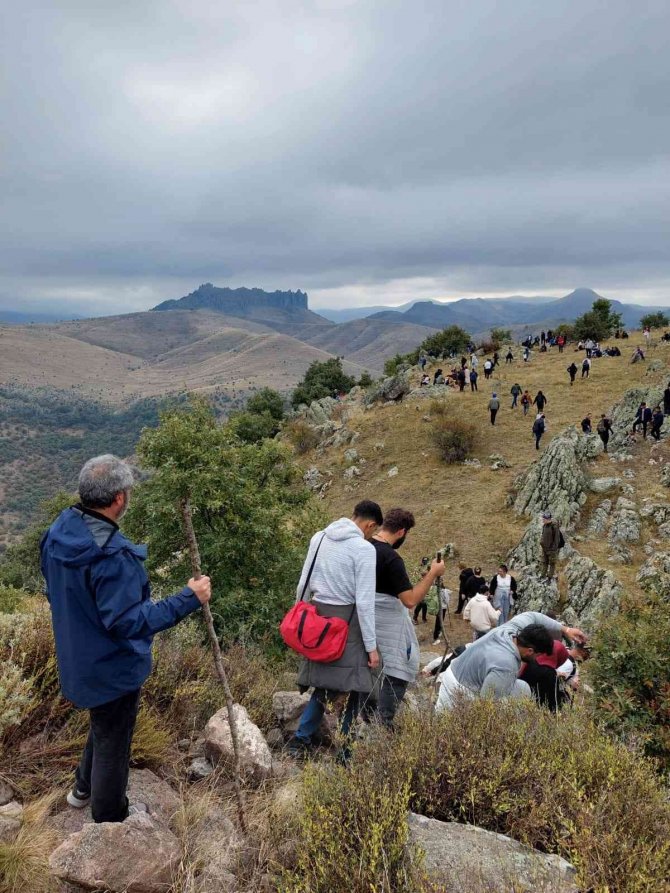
xmin=40 ymin=454 xmax=211 ymax=823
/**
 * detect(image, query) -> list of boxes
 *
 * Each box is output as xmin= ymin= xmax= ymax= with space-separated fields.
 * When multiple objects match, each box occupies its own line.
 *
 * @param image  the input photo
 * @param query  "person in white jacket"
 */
xmin=463 ymin=584 xmax=500 ymax=640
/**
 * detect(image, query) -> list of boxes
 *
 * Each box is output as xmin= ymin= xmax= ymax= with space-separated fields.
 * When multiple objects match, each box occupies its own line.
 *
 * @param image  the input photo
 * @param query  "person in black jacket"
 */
xmin=463 ymin=566 xmax=486 ymax=604
xmin=567 ymin=363 xmax=578 ymax=385
xmin=632 ymin=401 xmax=647 ymax=436
xmin=533 ymin=413 xmax=546 ymax=450
xmin=533 ymin=391 xmax=547 ymax=412
xmin=642 ymin=404 xmax=653 ymax=439
xmin=651 ymin=406 xmax=664 ymax=441
xmin=455 ymin=563 xmax=474 ymax=614
xmin=581 ymin=415 xmax=592 ymax=434
xmin=663 ymin=384 xmax=670 ymax=416
xmin=597 ymin=415 xmax=612 ymax=452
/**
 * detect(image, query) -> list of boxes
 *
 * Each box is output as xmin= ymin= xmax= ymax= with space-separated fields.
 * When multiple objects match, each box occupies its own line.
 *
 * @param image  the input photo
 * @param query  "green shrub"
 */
xmin=0 ymin=587 xmax=26 ymax=615
xmin=228 ymin=410 xmax=279 ymax=444
xmin=357 ymin=371 xmax=373 ymax=388
xmin=291 ymin=358 xmax=355 ymax=408
xmin=587 ymin=594 xmax=670 ymax=771
xmin=429 ymin=403 xmax=478 ymax=463
xmin=246 ymin=387 xmax=286 ymax=421
xmin=0 ymin=662 xmax=34 ymax=737
xmin=283 ymin=419 xmax=320 ymax=455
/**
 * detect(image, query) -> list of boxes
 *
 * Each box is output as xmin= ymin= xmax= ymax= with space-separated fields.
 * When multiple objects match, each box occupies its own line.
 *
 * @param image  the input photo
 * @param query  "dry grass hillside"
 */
xmin=303 ymin=317 xmax=437 ymax=368
xmin=304 ymin=335 xmax=670 ymax=649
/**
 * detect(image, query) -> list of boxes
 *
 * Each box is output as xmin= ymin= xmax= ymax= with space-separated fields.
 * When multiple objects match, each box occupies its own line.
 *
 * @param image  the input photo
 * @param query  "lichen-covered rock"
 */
xmin=343 ymin=465 xmax=360 ymax=479
xmin=49 ymin=812 xmax=180 ymax=893
xmin=364 ymin=371 xmax=411 ymax=405
xmin=563 ymin=556 xmax=623 ymax=629
xmin=513 ymin=428 xmax=588 ymax=527
xmin=408 ymin=813 xmax=578 ymax=893
xmin=609 ymin=386 xmax=664 ymax=451
xmin=343 ymin=448 xmax=358 ymax=463
xmin=589 ymin=477 xmax=620 ymax=493
xmin=303 ymin=467 xmax=322 ymax=490
xmin=272 ymin=691 xmax=311 ymax=725
xmin=0 ymin=780 xmax=14 ymax=807
xmin=647 ymin=358 xmax=665 ymax=373
xmin=639 ymin=502 xmax=670 ymax=525
xmin=661 ymin=464 xmax=670 ymax=487
xmin=387 ymin=465 xmax=399 ymax=477
xmin=510 ymin=570 xmax=561 ymax=616
xmin=608 ymin=497 xmax=641 ymax=543
xmin=587 ymin=500 xmax=612 ymax=536
xmin=638 ymin=552 xmax=670 ymax=598
xmin=205 ymin=704 xmax=272 ymax=782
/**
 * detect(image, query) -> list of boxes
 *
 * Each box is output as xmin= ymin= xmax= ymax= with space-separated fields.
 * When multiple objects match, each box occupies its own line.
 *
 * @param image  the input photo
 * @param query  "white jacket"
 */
xmin=463 ymin=593 xmax=500 ymax=633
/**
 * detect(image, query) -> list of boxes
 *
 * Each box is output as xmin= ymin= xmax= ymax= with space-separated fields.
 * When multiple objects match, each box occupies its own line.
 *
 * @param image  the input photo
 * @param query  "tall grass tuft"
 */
xmin=0 ymin=793 xmax=59 ymax=893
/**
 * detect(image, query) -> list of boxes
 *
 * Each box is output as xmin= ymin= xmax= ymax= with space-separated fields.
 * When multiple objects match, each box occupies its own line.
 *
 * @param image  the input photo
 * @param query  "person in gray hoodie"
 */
xmin=435 ymin=611 xmax=587 ymax=711
xmin=287 ymin=500 xmax=383 ymax=757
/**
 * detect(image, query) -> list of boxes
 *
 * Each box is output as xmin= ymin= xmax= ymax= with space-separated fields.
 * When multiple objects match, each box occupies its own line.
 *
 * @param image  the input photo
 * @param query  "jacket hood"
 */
xmin=471 ymin=593 xmax=489 ymax=603
xmin=324 ymin=517 xmax=365 ymax=542
xmin=43 ymin=507 xmax=147 ymax=569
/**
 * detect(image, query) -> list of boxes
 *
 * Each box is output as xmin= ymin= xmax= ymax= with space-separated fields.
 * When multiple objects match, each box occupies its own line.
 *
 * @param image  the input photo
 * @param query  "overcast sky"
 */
xmin=3 ymin=0 xmax=670 ymax=314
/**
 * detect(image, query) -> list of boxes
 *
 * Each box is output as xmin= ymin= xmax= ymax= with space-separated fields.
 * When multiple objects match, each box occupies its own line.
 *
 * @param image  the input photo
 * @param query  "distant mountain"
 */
xmin=317 ymin=301 xmax=420 ymax=322
xmin=0 ymin=309 xmax=83 ymax=325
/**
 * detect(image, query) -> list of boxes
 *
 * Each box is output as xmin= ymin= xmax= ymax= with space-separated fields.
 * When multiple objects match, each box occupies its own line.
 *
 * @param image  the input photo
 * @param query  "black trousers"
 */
xmin=433 ymin=608 xmax=447 ymax=640
xmin=535 ymin=433 xmax=543 ymax=449
xmin=75 ymin=688 xmax=141 ymax=823
xmin=363 ymin=675 xmax=408 ymax=729
xmin=599 ymin=430 xmax=610 ymax=451
xmin=521 ymin=663 xmax=563 ymax=713
xmin=633 ymin=419 xmax=648 ymax=438
xmin=413 ymin=601 xmax=427 ymax=622
xmin=490 ymin=408 xmax=498 ymax=425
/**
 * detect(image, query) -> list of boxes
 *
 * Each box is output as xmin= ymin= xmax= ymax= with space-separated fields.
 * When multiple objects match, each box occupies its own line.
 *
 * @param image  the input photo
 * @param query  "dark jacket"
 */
xmin=664 ymin=389 xmax=670 ymax=414
xmin=532 ymin=417 xmax=545 ymax=435
xmin=458 ymin=567 xmax=474 ymax=594
xmin=643 ymin=407 xmax=653 ymax=423
xmin=540 ymin=520 xmax=561 ymax=554
xmin=581 ymin=418 xmax=592 ymax=433
xmin=567 ymin=364 xmax=577 ymax=376
xmin=464 ymin=574 xmax=486 ymax=599
xmin=533 ymin=393 xmax=547 ymax=409
xmin=40 ymin=507 xmax=201 ymax=708
xmin=489 ymin=574 xmax=517 ymax=595
xmin=652 ymin=410 xmax=664 ymax=429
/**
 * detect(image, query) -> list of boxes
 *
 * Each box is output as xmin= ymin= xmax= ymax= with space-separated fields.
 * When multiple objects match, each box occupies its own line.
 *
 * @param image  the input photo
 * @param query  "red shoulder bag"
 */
xmin=280 ymin=536 xmax=354 ymax=663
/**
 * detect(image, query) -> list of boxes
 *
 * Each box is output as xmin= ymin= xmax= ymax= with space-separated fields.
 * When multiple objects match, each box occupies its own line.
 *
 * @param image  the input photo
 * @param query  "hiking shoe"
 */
xmin=127 ymin=802 xmax=148 ymax=817
xmin=66 ymin=788 xmax=91 ymax=808
xmin=432 ymin=638 xmax=441 ymax=646
xmin=285 ymin=737 xmax=313 ymax=759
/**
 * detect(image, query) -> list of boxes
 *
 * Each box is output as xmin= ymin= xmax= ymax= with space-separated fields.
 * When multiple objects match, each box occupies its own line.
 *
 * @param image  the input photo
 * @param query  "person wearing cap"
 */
xmin=488 ymin=393 xmax=500 ymax=425
xmin=539 ymin=511 xmax=562 ymax=580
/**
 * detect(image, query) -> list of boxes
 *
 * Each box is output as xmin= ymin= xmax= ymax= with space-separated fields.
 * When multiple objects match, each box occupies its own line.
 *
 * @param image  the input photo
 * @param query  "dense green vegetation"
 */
xmin=573 ymin=298 xmax=624 ymax=341
xmin=291 ymin=358 xmax=355 ymax=408
xmin=640 ymin=311 xmax=670 ymax=330
xmin=384 ymin=325 xmax=472 ymax=375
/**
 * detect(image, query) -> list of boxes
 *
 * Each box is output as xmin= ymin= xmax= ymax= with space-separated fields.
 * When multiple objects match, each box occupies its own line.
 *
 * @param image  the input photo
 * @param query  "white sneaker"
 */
xmin=127 ymin=802 xmax=148 ymax=817
xmin=66 ymin=788 xmax=91 ymax=808
xmin=432 ymin=639 xmax=441 ymax=646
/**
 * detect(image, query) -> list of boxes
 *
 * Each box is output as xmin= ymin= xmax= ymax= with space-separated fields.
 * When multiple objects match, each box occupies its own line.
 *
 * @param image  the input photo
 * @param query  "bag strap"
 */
xmin=299 ymin=534 xmax=326 ymax=602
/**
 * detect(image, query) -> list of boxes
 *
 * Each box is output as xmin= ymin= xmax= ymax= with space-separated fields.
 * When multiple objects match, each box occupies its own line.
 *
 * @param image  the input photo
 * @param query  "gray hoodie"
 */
xmin=296 ymin=518 xmax=377 ymax=652
xmin=449 ymin=611 xmax=563 ymax=698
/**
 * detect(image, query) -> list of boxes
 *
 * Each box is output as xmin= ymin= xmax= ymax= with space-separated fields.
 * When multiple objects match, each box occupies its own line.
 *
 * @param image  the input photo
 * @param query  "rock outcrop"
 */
xmin=49 ymin=812 xmax=180 ymax=893
xmin=608 ymin=386 xmax=663 ymax=452
xmin=364 ymin=371 xmax=411 ymax=405
xmin=608 ymin=497 xmax=641 ymax=544
xmin=562 ymin=556 xmax=623 ymax=629
xmin=638 ymin=552 xmax=670 ymax=598
xmin=513 ymin=427 xmax=590 ymax=527
xmin=408 ymin=813 xmax=578 ymax=893
xmin=204 ymin=704 xmax=272 ymax=782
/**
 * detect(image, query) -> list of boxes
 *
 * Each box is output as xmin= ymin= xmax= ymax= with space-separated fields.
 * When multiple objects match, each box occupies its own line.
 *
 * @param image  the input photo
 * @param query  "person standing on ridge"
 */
xmin=581 ymin=356 xmax=591 ymax=378
xmin=651 ymin=406 xmax=664 ymax=442
xmin=489 ymin=564 xmax=517 ymax=625
xmin=40 ymin=455 xmax=212 ymax=823
xmin=597 ymin=414 xmax=612 ymax=452
xmin=567 ymin=362 xmax=578 ymax=385
xmin=632 ymin=401 xmax=647 ymax=436
xmin=288 ymin=500 xmax=383 ymax=758
xmin=539 ymin=511 xmax=563 ymax=581
xmin=488 ymin=393 xmax=500 ymax=425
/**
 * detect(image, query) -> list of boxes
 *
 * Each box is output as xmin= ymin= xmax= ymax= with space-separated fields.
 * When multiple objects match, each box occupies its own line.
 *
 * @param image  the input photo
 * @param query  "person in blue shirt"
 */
xmin=40 ymin=454 xmax=211 ymax=823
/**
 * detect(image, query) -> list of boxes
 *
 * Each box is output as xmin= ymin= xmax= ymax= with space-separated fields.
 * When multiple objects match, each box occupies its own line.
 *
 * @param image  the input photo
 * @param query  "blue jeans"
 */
xmin=294 ymin=689 xmax=360 ymax=744
xmin=511 ymin=394 xmax=518 ymax=408
xmin=497 ymin=591 xmax=511 ymax=625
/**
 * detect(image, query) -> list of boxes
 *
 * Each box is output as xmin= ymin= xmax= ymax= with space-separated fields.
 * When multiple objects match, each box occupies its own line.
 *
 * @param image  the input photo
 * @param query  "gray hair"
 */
xmin=78 ymin=455 xmax=135 ymax=508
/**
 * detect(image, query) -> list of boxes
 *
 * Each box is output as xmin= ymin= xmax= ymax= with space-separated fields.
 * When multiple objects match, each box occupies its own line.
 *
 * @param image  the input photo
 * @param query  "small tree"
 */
xmin=227 ymin=410 xmax=278 ymax=444
xmin=358 ymin=371 xmax=373 ymax=388
xmin=419 ymin=325 xmax=471 ymax=358
xmin=640 ymin=311 xmax=669 ymax=330
xmin=246 ymin=387 xmax=285 ymax=421
xmin=291 ymin=358 xmax=356 ymax=408
xmin=490 ymin=327 xmax=512 ymax=348
xmin=573 ymin=299 xmax=623 ymax=341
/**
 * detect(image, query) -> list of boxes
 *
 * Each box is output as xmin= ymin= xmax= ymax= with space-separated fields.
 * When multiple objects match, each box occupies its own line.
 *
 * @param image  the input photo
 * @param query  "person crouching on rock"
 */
xmin=367 ymin=508 xmax=445 ymax=728
xmin=40 ymin=455 xmax=211 ymax=823
xmin=287 ymin=500 xmax=383 ymax=760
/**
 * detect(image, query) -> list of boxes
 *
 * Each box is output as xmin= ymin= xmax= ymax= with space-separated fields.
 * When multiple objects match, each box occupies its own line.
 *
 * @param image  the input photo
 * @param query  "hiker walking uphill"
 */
xmin=488 ymin=393 xmax=500 ymax=425
xmin=505 ymin=349 xmax=514 ymax=365
xmin=469 ymin=367 xmax=478 ymax=392
xmin=510 ymin=383 xmax=522 ymax=409
xmin=540 ymin=511 xmax=563 ymax=580
xmin=483 ymin=359 xmax=493 ymax=380
xmin=520 ymin=389 xmax=532 ymax=416
xmin=40 ymin=455 xmax=212 ymax=823
xmin=664 ymin=383 xmax=670 ymax=416
xmin=597 ymin=414 xmax=612 ymax=452
xmin=369 ymin=509 xmax=445 ymax=727
xmin=567 ymin=362 xmax=578 ymax=385
xmin=288 ymin=500 xmax=383 ymax=759
xmin=532 ymin=413 xmax=546 ymax=450
xmin=581 ymin=357 xmax=591 ymax=378
xmin=533 ymin=390 xmax=547 ymax=413
xmin=435 ymin=612 xmax=588 ymax=711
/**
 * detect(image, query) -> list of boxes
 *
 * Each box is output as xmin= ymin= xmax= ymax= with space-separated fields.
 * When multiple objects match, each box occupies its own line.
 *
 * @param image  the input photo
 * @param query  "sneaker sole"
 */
xmin=66 ymin=792 xmax=91 ymax=808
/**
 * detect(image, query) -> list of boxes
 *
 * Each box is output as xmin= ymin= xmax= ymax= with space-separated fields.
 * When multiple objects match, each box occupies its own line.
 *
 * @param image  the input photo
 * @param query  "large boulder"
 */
xmin=513 ymin=428 xmax=589 ymax=527
xmin=49 ymin=812 xmax=181 ymax=893
xmin=49 ymin=769 xmax=181 ymax=841
xmin=205 ymin=704 xmax=272 ymax=782
xmin=563 ymin=556 xmax=623 ymax=629
xmin=638 ymin=552 xmax=670 ymax=598
xmin=608 ymin=497 xmax=641 ymax=544
xmin=408 ymin=813 xmax=578 ymax=893
xmin=609 ymin=386 xmax=663 ymax=452
xmin=272 ymin=691 xmax=310 ymax=726
xmin=364 ymin=371 xmax=411 ymax=405
xmin=588 ymin=477 xmax=620 ymax=493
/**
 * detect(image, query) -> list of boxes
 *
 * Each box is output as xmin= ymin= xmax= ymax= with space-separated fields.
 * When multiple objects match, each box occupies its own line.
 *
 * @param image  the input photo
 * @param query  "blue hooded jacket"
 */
xmin=40 ymin=506 xmax=201 ymax=708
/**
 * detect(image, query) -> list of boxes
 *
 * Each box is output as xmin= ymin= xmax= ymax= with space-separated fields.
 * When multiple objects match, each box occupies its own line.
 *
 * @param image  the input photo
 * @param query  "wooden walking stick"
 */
xmin=179 ymin=496 xmax=247 ymax=834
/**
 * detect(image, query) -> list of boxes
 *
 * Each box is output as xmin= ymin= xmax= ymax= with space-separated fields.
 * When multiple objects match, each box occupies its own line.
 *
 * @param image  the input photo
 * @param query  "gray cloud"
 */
xmin=2 ymin=0 xmax=670 ymax=313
